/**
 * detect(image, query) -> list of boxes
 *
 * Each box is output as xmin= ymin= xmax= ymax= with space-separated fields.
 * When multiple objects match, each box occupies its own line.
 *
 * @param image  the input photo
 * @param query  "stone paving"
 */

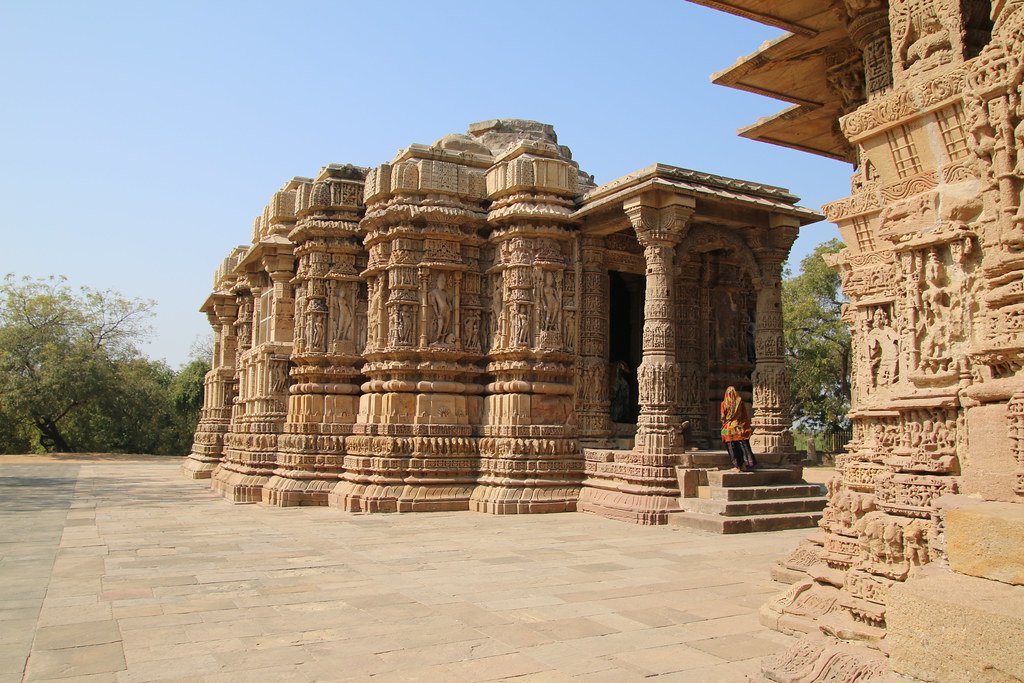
xmin=0 ymin=459 xmax=818 ymax=682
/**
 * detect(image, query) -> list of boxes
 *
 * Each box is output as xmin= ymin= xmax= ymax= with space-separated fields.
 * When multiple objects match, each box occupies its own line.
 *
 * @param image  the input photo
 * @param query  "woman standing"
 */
xmin=721 ymin=386 xmax=757 ymax=472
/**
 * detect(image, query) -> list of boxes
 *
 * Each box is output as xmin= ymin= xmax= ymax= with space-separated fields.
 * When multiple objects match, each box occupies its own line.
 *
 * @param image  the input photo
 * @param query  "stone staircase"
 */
xmin=669 ymin=468 xmax=827 ymax=534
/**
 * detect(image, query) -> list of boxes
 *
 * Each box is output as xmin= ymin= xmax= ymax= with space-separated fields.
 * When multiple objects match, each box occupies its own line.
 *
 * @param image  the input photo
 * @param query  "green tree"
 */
xmin=0 ymin=275 xmax=162 ymax=453
xmin=783 ymin=239 xmax=851 ymax=432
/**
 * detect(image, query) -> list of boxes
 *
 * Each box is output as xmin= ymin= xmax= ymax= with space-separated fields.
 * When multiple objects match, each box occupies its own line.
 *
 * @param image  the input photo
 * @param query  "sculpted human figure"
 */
xmin=868 ymin=308 xmax=899 ymax=388
xmin=512 ymin=303 xmax=530 ymax=346
xmin=429 ymin=273 xmax=454 ymax=344
xmin=309 ymin=314 xmax=325 ymax=351
xmin=337 ymin=290 xmax=354 ymax=341
xmin=270 ymin=360 xmax=289 ymax=393
xmin=391 ymin=305 xmax=413 ymax=346
xmin=489 ymin=275 xmax=503 ymax=347
xmin=542 ymin=271 xmax=560 ymax=330
xmin=464 ymin=314 xmax=480 ymax=351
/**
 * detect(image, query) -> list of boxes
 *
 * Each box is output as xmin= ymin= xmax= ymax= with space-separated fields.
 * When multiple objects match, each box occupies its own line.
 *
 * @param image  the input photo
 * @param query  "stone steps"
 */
xmin=707 ymin=467 xmax=803 ymax=487
xmin=680 ymin=495 xmax=827 ymax=517
xmin=668 ymin=509 xmax=825 ymax=534
xmin=669 ymin=467 xmax=826 ymax=534
xmin=711 ymin=483 xmax=824 ymax=501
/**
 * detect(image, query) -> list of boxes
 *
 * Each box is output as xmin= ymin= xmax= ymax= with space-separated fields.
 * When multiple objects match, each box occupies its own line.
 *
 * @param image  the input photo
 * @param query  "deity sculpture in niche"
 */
xmin=511 ymin=302 xmax=530 ymax=347
xmin=335 ymin=285 xmax=354 ymax=342
xmin=308 ymin=301 xmax=326 ymax=351
xmin=918 ymin=250 xmax=951 ymax=367
xmin=541 ymin=270 xmax=561 ymax=331
xmin=487 ymin=274 xmax=503 ymax=349
xmin=391 ymin=305 xmax=414 ymax=346
xmin=429 ymin=272 xmax=455 ymax=345
xmin=463 ymin=312 xmax=480 ymax=351
xmin=867 ymin=307 xmax=899 ymax=390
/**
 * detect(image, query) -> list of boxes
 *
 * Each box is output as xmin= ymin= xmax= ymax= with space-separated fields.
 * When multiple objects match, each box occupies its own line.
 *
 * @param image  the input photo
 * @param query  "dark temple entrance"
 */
xmin=608 ymin=270 xmax=643 ymax=425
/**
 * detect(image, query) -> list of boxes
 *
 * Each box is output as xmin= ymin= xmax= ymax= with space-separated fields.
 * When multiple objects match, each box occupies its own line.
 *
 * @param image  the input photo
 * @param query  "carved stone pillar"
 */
xmin=576 ymin=235 xmax=611 ymax=447
xmin=627 ymin=200 xmax=692 ymax=456
xmin=264 ymin=166 xmax=367 ymax=506
xmin=750 ymin=256 xmax=796 ymax=462
xmin=472 ymin=134 xmax=582 ymax=514
xmin=577 ymin=197 xmax=694 ymax=525
xmin=182 ymin=294 xmax=239 ymax=479
xmin=329 ymin=142 xmax=488 ymax=513
xmin=675 ymin=253 xmax=710 ymax=448
xmin=212 ymin=185 xmax=298 ymax=503
xmin=842 ymin=0 xmax=893 ymax=97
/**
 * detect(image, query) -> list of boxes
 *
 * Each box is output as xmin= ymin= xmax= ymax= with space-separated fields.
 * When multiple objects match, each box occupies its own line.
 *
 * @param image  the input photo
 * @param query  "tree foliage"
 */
xmin=0 ymin=275 xmax=203 ymax=454
xmin=783 ymin=239 xmax=851 ymax=432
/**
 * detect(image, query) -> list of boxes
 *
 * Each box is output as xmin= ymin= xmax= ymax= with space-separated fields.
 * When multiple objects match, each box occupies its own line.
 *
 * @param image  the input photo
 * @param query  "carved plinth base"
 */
xmin=180 ymin=454 xmax=220 ymax=479
xmin=328 ymin=481 xmax=475 ymax=512
xmin=760 ymin=634 xmax=892 ymax=683
xmin=471 ymin=432 xmax=583 ymax=514
xmin=261 ymin=435 xmax=347 ymax=507
xmin=577 ymin=447 xmax=681 ymax=524
xmin=210 ymin=435 xmax=278 ymax=503
xmin=210 ymin=465 xmax=271 ymax=503
xmin=261 ymin=473 xmax=340 ymax=507
xmin=577 ymin=487 xmax=680 ymax=524
xmin=328 ymin=431 xmax=478 ymax=512
xmin=469 ymin=484 xmax=580 ymax=514
xmin=771 ymin=535 xmax=826 ymax=584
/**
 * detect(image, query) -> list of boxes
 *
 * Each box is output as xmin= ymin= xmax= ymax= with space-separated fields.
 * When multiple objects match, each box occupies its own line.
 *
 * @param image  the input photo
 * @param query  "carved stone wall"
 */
xmin=750 ymin=1 xmax=1024 ymax=679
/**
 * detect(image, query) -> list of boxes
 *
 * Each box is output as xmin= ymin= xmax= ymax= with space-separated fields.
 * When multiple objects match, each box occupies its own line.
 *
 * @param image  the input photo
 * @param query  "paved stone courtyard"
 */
xmin=0 ymin=458 xmax=816 ymax=682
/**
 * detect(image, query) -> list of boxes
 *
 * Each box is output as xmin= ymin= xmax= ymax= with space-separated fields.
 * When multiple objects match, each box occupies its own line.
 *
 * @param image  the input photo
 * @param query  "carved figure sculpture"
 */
xmin=429 ymin=273 xmax=454 ymax=344
xmin=542 ymin=270 xmax=560 ymax=330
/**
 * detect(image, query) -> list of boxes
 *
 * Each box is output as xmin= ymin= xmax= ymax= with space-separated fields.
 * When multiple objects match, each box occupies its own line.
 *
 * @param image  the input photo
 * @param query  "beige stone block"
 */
xmin=887 ymin=565 xmax=1024 ymax=682
xmin=32 ymin=620 xmax=121 ymax=650
xmin=942 ymin=495 xmax=1024 ymax=585
xmin=23 ymin=642 xmax=125 ymax=680
xmin=963 ymin=404 xmax=1017 ymax=501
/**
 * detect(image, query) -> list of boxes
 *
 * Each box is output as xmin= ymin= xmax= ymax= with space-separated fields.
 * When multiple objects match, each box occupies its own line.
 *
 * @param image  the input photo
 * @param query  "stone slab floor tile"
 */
xmin=609 ymin=641 xmax=728 ymax=676
xmin=23 ymin=642 xmax=126 ymax=681
xmin=688 ymin=633 xmax=788 ymax=661
xmin=2 ymin=462 xmax=814 ymax=682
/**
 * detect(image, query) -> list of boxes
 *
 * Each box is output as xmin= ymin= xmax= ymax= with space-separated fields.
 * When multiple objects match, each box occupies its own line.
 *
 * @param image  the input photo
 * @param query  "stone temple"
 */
xmin=183 ymin=118 xmax=828 ymax=531
xmin=690 ymin=0 xmax=1024 ymax=680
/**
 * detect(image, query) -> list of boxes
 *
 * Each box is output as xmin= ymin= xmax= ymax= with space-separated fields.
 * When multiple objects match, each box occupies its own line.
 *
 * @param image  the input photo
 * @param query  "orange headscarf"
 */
xmin=720 ymin=386 xmax=752 ymax=442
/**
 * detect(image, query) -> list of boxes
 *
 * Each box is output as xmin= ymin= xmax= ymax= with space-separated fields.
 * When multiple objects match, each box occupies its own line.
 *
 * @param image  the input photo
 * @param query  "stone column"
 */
xmin=750 ymin=253 xmax=796 ymax=462
xmin=182 ymin=295 xmax=239 ymax=479
xmin=330 ymin=145 xmax=488 ymax=514
xmin=675 ymin=253 xmax=710 ymax=449
xmin=265 ymin=167 xmax=367 ymax=506
xmin=471 ymin=135 xmax=582 ymax=514
xmin=625 ymin=199 xmax=692 ymax=456
xmin=576 ymin=235 xmax=611 ymax=447
xmin=842 ymin=0 xmax=892 ymax=97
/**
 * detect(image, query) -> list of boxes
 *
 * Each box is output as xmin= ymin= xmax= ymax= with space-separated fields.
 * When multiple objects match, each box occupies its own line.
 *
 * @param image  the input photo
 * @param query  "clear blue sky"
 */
xmin=0 ymin=0 xmax=847 ymax=368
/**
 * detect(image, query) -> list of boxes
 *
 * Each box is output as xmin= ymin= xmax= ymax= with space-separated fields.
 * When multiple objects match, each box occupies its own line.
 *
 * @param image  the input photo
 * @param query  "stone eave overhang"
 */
xmin=236 ymin=234 xmax=293 ymax=271
xmin=573 ymin=163 xmax=821 ymax=226
xmin=199 ymin=291 xmax=233 ymax=314
xmin=687 ymin=0 xmax=852 ymax=161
